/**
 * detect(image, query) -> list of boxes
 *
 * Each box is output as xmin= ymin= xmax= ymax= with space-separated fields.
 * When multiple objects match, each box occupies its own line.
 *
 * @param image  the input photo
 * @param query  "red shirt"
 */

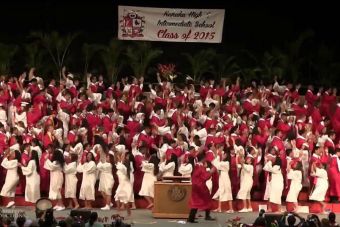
xmin=60 ymin=100 xmax=75 ymax=114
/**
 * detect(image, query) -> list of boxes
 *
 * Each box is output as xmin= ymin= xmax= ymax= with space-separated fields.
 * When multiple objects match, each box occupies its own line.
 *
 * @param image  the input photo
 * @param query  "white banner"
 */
xmin=118 ymin=6 xmax=225 ymax=43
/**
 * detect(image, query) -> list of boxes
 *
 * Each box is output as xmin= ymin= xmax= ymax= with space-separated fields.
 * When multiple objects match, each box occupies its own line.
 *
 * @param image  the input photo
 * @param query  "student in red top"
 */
xmin=328 ymin=148 xmax=340 ymax=202
xmin=43 ymin=125 xmax=55 ymax=149
xmin=39 ymin=144 xmax=53 ymax=195
xmin=0 ymin=123 xmax=8 ymax=154
xmin=309 ymin=144 xmax=322 ymax=191
xmin=187 ymin=152 xmax=216 ymax=223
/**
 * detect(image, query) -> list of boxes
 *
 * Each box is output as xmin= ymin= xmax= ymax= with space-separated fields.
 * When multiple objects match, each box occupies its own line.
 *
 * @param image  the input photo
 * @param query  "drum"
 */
xmin=35 ymin=198 xmax=53 ymax=218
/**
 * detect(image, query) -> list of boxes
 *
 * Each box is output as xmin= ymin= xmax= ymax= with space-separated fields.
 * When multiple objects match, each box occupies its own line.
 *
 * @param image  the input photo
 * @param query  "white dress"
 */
xmin=286 ymin=170 xmax=302 ymax=203
xmin=63 ymin=162 xmax=78 ymax=199
xmin=236 ymin=164 xmax=254 ymax=200
xmin=179 ymin=163 xmax=193 ymax=178
xmin=21 ymin=160 xmax=40 ymax=203
xmin=309 ymin=168 xmax=329 ymax=201
xmin=159 ymin=161 xmax=175 ymax=177
xmin=263 ymin=161 xmax=284 ymax=205
xmin=77 ymin=161 xmax=97 ymax=200
xmin=115 ymin=162 xmax=133 ymax=204
xmin=129 ymin=162 xmax=135 ymax=203
xmin=0 ymin=158 xmax=19 ymax=197
xmin=139 ymin=162 xmax=157 ymax=198
xmin=44 ymin=160 xmax=64 ymax=200
xmin=213 ymin=161 xmax=233 ymax=201
xmin=97 ymin=162 xmax=114 ymax=195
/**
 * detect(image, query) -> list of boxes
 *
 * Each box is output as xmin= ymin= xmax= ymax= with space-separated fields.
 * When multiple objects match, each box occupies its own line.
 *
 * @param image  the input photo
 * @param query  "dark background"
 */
xmin=0 ymin=0 xmax=339 ymax=85
xmin=1 ymin=1 xmax=339 ymax=49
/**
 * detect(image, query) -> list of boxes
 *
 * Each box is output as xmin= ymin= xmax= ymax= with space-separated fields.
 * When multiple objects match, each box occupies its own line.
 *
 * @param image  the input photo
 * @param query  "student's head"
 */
xmin=52 ymin=149 xmax=65 ymax=167
xmin=70 ymin=153 xmax=78 ymax=162
xmin=23 ymin=143 xmax=31 ymax=152
xmin=274 ymin=156 xmax=282 ymax=167
xmin=89 ymin=212 xmax=98 ymax=226
xmin=287 ymin=214 xmax=296 ymax=226
xmin=253 ymin=216 xmax=266 ymax=227
xmin=321 ymin=218 xmax=330 ymax=227
xmin=16 ymin=216 xmax=26 ymax=227
xmin=149 ymin=154 xmax=160 ymax=176
xmin=286 ymin=149 xmax=293 ymax=158
xmin=336 ymin=148 xmax=340 ymax=158
xmin=314 ymin=144 xmax=322 ymax=156
xmin=87 ymin=152 xmax=95 ymax=162
xmin=196 ymin=152 xmax=205 ymax=163
xmin=328 ymin=212 xmax=336 ymax=224
xmin=245 ymin=156 xmax=253 ymax=165
xmin=12 ymin=150 xmax=21 ymax=161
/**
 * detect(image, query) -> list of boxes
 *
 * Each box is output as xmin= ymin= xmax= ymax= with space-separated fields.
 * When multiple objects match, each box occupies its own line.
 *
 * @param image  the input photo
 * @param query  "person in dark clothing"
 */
xmin=279 ymin=212 xmax=305 ymax=227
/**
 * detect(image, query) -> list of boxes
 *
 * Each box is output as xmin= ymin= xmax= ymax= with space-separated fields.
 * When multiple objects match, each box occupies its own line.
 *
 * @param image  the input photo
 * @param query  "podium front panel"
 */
xmin=153 ymin=182 xmax=192 ymax=218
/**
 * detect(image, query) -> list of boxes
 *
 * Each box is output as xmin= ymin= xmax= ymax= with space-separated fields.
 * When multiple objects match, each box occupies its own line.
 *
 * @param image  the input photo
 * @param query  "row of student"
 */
xmin=1 ymin=142 xmax=335 ymax=215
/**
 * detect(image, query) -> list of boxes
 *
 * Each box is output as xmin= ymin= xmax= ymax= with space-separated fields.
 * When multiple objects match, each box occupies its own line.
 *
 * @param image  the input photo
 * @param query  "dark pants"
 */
xmin=187 ymin=209 xmax=211 ymax=222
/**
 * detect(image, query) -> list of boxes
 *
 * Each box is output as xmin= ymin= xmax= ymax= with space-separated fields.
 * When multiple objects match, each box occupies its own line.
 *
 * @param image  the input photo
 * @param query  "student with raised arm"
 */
xmin=97 ymin=153 xmax=115 ymax=210
xmin=44 ymin=148 xmax=65 ymax=211
xmin=115 ymin=151 xmax=133 ymax=217
xmin=159 ymin=153 xmax=178 ymax=177
xmin=139 ymin=154 xmax=159 ymax=209
xmin=213 ymin=150 xmax=233 ymax=213
xmin=237 ymin=155 xmax=254 ymax=212
xmin=263 ymin=156 xmax=284 ymax=212
xmin=286 ymin=161 xmax=303 ymax=212
xmin=21 ymin=150 xmax=40 ymax=203
xmin=309 ymin=161 xmax=329 ymax=213
xmin=77 ymin=152 xmax=97 ymax=209
xmin=63 ymin=153 xmax=79 ymax=209
xmin=0 ymin=150 xmax=21 ymax=208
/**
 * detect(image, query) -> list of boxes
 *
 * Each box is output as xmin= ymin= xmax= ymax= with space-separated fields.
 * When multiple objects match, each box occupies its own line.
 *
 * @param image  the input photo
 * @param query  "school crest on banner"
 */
xmin=120 ymin=10 xmax=145 ymax=38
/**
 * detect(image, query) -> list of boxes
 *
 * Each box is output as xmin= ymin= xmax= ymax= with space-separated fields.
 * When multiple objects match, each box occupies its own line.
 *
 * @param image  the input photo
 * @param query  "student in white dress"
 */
xmin=236 ymin=155 xmax=254 ymax=212
xmin=286 ymin=161 xmax=303 ymax=212
xmin=159 ymin=153 xmax=178 ymax=178
xmin=309 ymin=161 xmax=329 ymax=213
xmin=63 ymin=153 xmax=79 ymax=209
xmin=263 ymin=156 xmax=284 ymax=212
xmin=44 ymin=149 xmax=65 ymax=211
xmin=128 ymin=151 xmax=136 ymax=210
xmin=97 ymin=153 xmax=115 ymax=210
xmin=77 ymin=152 xmax=97 ymax=209
xmin=139 ymin=154 xmax=159 ymax=209
xmin=213 ymin=151 xmax=233 ymax=213
xmin=178 ymin=150 xmax=194 ymax=178
xmin=0 ymin=150 xmax=21 ymax=208
xmin=21 ymin=150 xmax=40 ymax=204
xmin=115 ymin=152 xmax=133 ymax=217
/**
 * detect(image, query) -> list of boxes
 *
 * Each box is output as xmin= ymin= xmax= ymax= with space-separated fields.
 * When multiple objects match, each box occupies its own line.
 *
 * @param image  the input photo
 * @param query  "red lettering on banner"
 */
xmin=157 ymin=29 xmax=179 ymax=39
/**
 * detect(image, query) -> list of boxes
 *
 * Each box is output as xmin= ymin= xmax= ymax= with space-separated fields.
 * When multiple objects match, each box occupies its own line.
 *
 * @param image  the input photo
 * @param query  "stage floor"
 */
xmin=0 ymin=207 xmax=340 ymax=226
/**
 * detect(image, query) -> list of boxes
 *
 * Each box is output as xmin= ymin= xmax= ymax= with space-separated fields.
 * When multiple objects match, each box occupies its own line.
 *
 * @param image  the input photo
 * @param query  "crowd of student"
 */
xmin=0 ymin=68 xmax=339 ymax=217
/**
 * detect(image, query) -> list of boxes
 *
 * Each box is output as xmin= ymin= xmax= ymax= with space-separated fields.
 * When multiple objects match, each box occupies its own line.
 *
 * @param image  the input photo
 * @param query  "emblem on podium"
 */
xmin=168 ymin=185 xmax=186 ymax=202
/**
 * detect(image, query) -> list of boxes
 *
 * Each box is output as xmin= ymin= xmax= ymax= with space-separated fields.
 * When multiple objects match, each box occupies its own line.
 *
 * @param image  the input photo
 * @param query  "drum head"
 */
xmin=36 ymin=198 xmax=53 ymax=211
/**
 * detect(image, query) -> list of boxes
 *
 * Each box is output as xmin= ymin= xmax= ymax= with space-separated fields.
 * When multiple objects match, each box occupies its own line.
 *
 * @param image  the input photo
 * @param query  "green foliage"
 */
xmin=126 ymin=42 xmax=163 ymax=79
xmin=272 ymin=30 xmax=315 ymax=83
xmin=0 ymin=29 xmax=339 ymax=87
xmin=214 ymin=54 xmax=241 ymax=81
xmin=182 ymin=48 xmax=216 ymax=82
xmin=309 ymin=43 xmax=340 ymax=86
xmin=29 ymin=31 xmax=78 ymax=79
xmin=98 ymin=39 xmax=124 ymax=83
xmin=23 ymin=42 xmax=46 ymax=73
xmin=82 ymin=43 xmax=103 ymax=80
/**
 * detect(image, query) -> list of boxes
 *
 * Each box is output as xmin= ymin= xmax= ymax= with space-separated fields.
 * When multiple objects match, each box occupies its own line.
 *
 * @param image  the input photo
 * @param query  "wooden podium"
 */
xmin=152 ymin=176 xmax=192 ymax=218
